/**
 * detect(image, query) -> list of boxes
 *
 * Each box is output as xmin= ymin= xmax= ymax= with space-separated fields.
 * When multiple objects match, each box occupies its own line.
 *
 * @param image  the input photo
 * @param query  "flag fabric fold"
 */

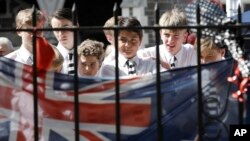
xmin=0 ymin=57 xmax=239 ymax=141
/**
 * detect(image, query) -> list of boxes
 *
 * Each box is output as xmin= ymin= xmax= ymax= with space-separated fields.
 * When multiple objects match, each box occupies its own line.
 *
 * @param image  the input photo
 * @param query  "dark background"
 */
xmin=0 ymin=0 xmax=122 ymax=47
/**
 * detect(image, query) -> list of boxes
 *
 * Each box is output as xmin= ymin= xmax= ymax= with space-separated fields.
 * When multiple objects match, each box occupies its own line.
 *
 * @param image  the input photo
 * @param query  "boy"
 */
xmin=5 ymin=8 xmax=46 ymax=65
xmin=50 ymin=8 xmax=78 ymax=75
xmin=139 ymin=8 xmax=197 ymax=69
xmin=0 ymin=37 xmax=14 ymax=56
xmin=198 ymin=37 xmax=225 ymax=64
xmin=99 ymin=16 xmax=159 ymax=77
xmin=77 ymin=39 xmax=104 ymax=77
xmin=102 ymin=16 xmax=123 ymax=58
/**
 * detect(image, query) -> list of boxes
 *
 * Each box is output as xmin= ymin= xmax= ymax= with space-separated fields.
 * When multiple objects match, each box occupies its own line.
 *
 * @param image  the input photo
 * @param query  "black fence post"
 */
xmin=113 ymin=3 xmax=121 ymax=141
xmin=72 ymin=3 xmax=80 ymax=141
xmin=196 ymin=2 xmax=204 ymax=141
xmin=32 ymin=5 xmax=39 ymax=141
xmin=236 ymin=4 xmax=244 ymax=125
xmin=154 ymin=2 xmax=163 ymax=141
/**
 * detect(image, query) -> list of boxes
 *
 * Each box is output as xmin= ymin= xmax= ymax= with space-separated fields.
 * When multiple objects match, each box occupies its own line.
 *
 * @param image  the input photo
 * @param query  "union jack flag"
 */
xmin=0 ymin=57 xmax=239 ymax=141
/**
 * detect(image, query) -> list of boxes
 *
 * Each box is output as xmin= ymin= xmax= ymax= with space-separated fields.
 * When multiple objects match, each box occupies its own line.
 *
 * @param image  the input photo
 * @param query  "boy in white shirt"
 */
xmin=139 ymin=8 xmax=197 ymax=69
xmin=99 ymin=16 xmax=160 ymax=77
xmin=50 ymin=8 xmax=78 ymax=75
xmin=5 ymin=8 xmax=46 ymax=65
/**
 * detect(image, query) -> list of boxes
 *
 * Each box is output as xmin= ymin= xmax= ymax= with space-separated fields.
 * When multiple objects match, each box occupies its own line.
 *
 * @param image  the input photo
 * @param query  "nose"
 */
xmin=58 ymin=31 xmax=64 ymax=36
xmin=167 ymin=36 xmax=174 ymax=44
xmin=85 ymin=65 xmax=90 ymax=71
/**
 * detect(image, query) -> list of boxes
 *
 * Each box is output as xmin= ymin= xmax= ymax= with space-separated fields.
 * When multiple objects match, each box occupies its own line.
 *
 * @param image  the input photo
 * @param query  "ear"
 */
xmin=106 ymin=35 xmax=113 ymax=44
xmin=220 ymin=48 xmax=226 ymax=57
xmin=183 ymin=30 xmax=189 ymax=43
xmin=16 ymin=30 xmax=22 ymax=37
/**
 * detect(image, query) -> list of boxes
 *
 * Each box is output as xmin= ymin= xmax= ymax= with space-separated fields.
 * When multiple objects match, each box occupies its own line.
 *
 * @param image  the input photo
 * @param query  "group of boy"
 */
xmin=3 ymin=6 xmax=225 ymax=78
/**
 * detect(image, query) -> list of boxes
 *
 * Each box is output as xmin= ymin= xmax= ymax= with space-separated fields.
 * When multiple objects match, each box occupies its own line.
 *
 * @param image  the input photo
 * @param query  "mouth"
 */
xmin=59 ymin=38 xmax=67 ymax=42
xmin=168 ymin=44 xmax=175 ymax=48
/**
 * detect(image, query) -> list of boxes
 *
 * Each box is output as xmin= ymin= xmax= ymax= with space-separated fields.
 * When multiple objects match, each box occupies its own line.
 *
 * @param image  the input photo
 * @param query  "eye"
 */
xmin=164 ymin=33 xmax=170 ymax=37
xmin=119 ymin=38 xmax=127 ymax=43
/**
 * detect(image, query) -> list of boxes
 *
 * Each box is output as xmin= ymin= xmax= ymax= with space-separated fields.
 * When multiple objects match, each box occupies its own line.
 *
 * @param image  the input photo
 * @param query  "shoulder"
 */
xmin=138 ymin=57 xmax=156 ymax=67
xmin=4 ymin=49 xmax=19 ymax=59
xmin=181 ymin=44 xmax=197 ymax=54
xmin=182 ymin=44 xmax=195 ymax=51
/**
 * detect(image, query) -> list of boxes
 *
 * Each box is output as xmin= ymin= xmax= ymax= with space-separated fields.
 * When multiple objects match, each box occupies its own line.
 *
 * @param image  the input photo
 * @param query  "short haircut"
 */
xmin=103 ymin=16 xmax=123 ymax=36
xmin=0 ymin=37 xmax=14 ymax=49
xmin=117 ymin=16 xmax=143 ymax=40
xmin=159 ymin=8 xmax=187 ymax=32
xmin=199 ymin=37 xmax=222 ymax=52
xmin=16 ymin=8 xmax=45 ymax=29
xmin=51 ymin=8 xmax=72 ymax=21
xmin=78 ymin=39 xmax=105 ymax=62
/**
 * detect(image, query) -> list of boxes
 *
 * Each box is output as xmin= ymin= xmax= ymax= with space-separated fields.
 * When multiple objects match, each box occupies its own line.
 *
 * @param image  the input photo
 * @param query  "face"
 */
xmin=201 ymin=49 xmax=225 ymax=64
xmin=17 ymin=20 xmax=45 ymax=48
xmin=78 ymin=55 xmax=100 ymax=76
xmin=160 ymin=29 xmax=187 ymax=55
xmin=51 ymin=18 xmax=74 ymax=50
xmin=117 ymin=31 xmax=141 ymax=59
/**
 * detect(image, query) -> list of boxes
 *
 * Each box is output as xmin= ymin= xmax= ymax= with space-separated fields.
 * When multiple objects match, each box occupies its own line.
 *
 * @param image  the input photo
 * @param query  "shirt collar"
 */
xmin=19 ymin=45 xmax=33 ymax=62
xmin=174 ymin=45 xmax=184 ymax=61
xmin=119 ymin=54 xmax=139 ymax=67
xmin=57 ymin=43 xmax=72 ymax=58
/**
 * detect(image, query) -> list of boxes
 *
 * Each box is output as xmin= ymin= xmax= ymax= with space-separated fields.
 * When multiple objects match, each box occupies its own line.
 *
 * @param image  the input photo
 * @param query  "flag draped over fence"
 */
xmin=0 ymin=57 xmax=239 ymax=141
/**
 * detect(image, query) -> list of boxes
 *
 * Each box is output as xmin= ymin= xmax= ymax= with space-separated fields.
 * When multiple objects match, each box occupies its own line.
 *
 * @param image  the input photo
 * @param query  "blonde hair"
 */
xmin=159 ymin=8 xmax=187 ymax=33
xmin=78 ymin=39 xmax=105 ymax=63
xmin=0 ymin=37 xmax=14 ymax=49
xmin=103 ymin=16 xmax=123 ymax=37
xmin=199 ymin=38 xmax=221 ymax=53
xmin=16 ymin=8 xmax=45 ymax=29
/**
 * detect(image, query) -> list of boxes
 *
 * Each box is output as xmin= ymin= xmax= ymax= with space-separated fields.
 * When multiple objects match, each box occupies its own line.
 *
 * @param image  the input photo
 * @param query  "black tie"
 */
xmin=170 ymin=56 xmax=177 ymax=68
xmin=126 ymin=60 xmax=136 ymax=75
xmin=68 ymin=52 xmax=74 ymax=75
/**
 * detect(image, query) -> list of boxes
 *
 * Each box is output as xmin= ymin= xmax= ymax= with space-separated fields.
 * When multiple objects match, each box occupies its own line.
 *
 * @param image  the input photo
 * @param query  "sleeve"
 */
xmin=98 ymin=64 xmax=116 ymax=77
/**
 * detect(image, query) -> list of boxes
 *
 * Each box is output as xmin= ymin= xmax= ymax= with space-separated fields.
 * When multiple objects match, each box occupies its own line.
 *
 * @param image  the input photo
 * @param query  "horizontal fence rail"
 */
xmin=0 ymin=3 xmax=249 ymax=141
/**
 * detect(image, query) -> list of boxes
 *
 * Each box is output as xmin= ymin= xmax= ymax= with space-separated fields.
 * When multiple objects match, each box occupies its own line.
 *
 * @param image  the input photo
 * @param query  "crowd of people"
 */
xmin=0 ymin=4 xmax=228 ymax=79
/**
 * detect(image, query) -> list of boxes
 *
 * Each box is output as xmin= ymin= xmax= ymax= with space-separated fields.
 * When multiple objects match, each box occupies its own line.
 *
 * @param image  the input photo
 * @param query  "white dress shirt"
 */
xmin=56 ymin=43 xmax=74 ymax=74
xmin=4 ymin=45 xmax=33 ymax=65
xmin=138 ymin=44 xmax=197 ymax=68
xmin=99 ymin=52 xmax=159 ymax=78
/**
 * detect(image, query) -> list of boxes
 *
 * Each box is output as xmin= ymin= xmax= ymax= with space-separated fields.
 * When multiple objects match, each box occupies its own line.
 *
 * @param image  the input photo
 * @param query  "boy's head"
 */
xmin=77 ymin=39 xmax=104 ymax=76
xmin=198 ymin=38 xmax=225 ymax=64
xmin=16 ymin=8 xmax=45 ymax=47
xmin=117 ymin=16 xmax=142 ymax=59
xmin=103 ymin=16 xmax=123 ymax=43
xmin=0 ymin=37 xmax=14 ymax=56
xmin=50 ymin=8 xmax=76 ymax=50
xmin=16 ymin=8 xmax=45 ymax=30
xmin=159 ymin=8 xmax=188 ymax=55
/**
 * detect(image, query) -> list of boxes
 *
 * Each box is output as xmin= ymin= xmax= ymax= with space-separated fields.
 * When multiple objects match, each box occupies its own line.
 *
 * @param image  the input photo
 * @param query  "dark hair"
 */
xmin=51 ymin=8 xmax=73 ymax=21
xmin=118 ymin=16 xmax=143 ymax=40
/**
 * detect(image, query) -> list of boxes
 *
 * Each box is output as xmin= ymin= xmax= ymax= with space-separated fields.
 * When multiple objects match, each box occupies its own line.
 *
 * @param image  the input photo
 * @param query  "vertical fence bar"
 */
xmin=196 ymin=3 xmax=204 ymax=141
xmin=154 ymin=2 xmax=163 ymax=141
xmin=32 ymin=5 xmax=39 ymax=141
xmin=72 ymin=3 xmax=80 ymax=141
xmin=237 ymin=4 xmax=244 ymax=125
xmin=113 ymin=3 xmax=121 ymax=141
